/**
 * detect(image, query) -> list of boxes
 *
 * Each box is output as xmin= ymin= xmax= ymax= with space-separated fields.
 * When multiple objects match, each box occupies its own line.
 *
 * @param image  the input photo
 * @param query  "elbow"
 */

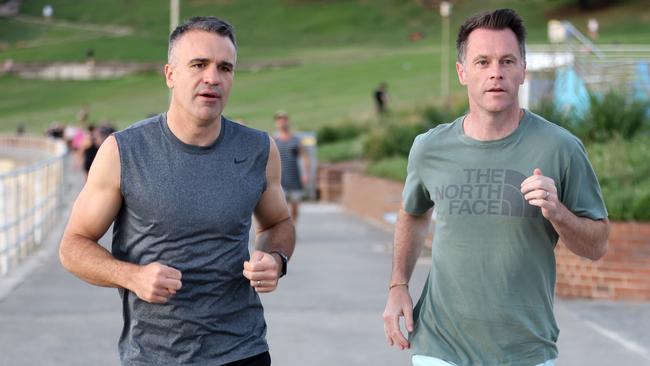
xmin=588 ymin=240 xmax=608 ymax=261
xmin=58 ymin=233 xmax=74 ymax=272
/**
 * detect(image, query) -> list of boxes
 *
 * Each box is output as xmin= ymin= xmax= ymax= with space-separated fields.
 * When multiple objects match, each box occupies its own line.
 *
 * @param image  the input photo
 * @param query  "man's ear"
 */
xmin=164 ymin=64 xmax=174 ymax=89
xmin=456 ymin=61 xmax=467 ymax=86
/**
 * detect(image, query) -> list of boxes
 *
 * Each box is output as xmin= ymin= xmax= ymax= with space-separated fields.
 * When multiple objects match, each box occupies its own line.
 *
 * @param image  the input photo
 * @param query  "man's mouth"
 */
xmin=197 ymin=91 xmax=220 ymax=100
xmin=486 ymin=87 xmax=506 ymax=93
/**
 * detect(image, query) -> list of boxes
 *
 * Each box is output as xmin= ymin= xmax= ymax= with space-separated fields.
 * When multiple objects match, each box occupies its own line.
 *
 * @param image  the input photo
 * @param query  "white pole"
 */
xmin=170 ymin=0 xmax=180 ymax=33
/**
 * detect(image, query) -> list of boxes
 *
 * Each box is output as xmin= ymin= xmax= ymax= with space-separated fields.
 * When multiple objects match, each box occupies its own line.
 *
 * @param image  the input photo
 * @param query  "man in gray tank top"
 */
xmin=59 ymin=16 xmax=294 ymax=366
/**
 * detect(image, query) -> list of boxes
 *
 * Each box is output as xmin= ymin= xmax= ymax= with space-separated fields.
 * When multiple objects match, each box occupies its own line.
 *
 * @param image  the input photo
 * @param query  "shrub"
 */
xmin=365 ymin=156 xmax=408 ymax=182
xmin=534 ymin=91 xmax=650 ymax=143
xmin=316 ymin=121 xmax=365 ymax=144
xmin=317 ymin=138 xmax=363 ymax=163
xmin=582 ymin=91 xmax=649 ymax=142
xmin=588 ymin=135 xmax=650 ymax=221
xmin=363 ymin=104 xmax=459 ymax=161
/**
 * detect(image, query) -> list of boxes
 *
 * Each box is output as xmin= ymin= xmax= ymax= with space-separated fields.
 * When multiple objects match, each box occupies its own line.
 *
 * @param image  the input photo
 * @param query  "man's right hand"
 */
xmin=131 ymin=263 xmax=182 ymax=304
xmin=382 ymin=285 xmax=414 ymax=350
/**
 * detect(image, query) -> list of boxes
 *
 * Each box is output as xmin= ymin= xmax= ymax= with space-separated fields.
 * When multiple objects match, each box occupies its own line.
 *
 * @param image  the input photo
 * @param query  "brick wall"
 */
xmin=338 ymin=171 xmax=650 ymax=301
xmin=317 ymin=161 xmax=364 ymax=202
xmin=556 ymin=223 xmax=650 ymax=300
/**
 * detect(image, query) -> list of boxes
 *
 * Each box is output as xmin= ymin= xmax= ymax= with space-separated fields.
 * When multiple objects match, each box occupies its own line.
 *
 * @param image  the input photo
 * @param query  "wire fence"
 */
xmin=0 ymin=135 xmax=67 ymax=276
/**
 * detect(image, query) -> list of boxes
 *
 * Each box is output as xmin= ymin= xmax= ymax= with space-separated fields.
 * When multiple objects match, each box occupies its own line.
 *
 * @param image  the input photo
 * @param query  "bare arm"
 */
xmin=59 ymin=136 xmax=181 ymax=303
xmin=550 ymin=207 xmax=609 ymax=260
xmin=383 ymin=207 xmax=433 ymax=350
xmin=243 ymin=136 xmax=295 ymax=293
xmin=522 ymin=168 xmax=610 ymax=260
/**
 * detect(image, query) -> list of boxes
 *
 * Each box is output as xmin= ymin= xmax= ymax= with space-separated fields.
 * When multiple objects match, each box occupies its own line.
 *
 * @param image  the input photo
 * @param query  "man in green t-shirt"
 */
xmin=382 ymin=8 xmax=610 ymax=366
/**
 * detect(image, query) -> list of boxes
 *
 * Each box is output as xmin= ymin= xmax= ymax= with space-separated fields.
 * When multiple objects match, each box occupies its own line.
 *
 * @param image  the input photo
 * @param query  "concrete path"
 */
xmin=1 ymin=181 xmax=649 ymax=365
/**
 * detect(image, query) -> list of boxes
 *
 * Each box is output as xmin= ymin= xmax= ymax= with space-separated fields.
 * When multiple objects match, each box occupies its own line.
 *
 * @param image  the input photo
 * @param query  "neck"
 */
xmin=463 ymin=107 xmax=523 ymax=141
xmin=166 ymin=106 xmax=222 ymax=147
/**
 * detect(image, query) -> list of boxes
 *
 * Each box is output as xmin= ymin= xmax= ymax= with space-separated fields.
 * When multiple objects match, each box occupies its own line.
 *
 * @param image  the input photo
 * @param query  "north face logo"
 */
xmin=434 ymin=168 xmax=539 ymax=218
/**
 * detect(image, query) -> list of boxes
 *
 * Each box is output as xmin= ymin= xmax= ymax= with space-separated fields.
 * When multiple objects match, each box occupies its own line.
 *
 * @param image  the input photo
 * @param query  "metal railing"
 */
xmin=0 ymin=135 xmax=67 ymax=276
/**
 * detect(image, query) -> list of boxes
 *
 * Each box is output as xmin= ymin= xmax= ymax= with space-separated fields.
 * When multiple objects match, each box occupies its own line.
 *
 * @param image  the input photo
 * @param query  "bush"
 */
xmin=365 ymin=156 xmax=408 ymax=182
xmin=316 ymin=121 xmax=365 ymax=144
xmin=363 ymin=104 xmax=459 ymax=161
xmin=588 ymin=135 xmax=650 ymax=221
xmin=317 ymin=138 xmax=363 ymax=163
xmin=534 ymin=91 xmax=650 ymax=143
xmin=581 ymin=91 xmax=649 ymax=142
xmin=363 ymin=121 xmax=431 ymax=161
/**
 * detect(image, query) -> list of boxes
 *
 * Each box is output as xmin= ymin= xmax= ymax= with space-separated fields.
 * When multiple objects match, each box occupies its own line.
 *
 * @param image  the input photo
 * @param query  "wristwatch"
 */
xmin=270 ymin=250 xmax=288 ymax=278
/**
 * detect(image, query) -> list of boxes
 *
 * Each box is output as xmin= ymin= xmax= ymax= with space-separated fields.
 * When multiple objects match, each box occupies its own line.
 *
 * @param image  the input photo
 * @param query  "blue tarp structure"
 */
xmin=553 ymin=67 xmax=590 ymax=124
xmin=634 ymin=62 xmax=650 ymax=101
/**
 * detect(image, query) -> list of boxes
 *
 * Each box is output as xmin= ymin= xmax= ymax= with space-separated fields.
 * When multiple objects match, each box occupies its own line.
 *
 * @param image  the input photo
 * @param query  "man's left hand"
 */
xmin=521 ymin=168 xmax=563 ymax=222
xmin=243 ymin=250 xmax=281 ymax=293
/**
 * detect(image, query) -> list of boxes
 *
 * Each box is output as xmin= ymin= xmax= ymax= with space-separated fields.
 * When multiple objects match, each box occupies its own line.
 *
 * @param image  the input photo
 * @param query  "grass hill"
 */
xmin=1 ymin=0 xmax=649 ymax=133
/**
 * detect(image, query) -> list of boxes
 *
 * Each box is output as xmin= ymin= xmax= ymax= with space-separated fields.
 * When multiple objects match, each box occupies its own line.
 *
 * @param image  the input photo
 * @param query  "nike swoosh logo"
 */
xmin=234 ymin=157 xmax=248 ymax=164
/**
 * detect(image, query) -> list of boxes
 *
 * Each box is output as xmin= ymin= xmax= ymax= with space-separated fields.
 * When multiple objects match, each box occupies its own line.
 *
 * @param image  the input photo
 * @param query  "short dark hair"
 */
xmin=456 ymin=8 xmax=526 ymax=64
xmin=168 ymin=16 xmax=237 ymax=63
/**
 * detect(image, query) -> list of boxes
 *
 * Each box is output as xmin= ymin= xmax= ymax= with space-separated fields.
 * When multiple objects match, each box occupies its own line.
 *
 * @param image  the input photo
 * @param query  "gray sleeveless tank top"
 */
xmin=112 ymin=113 xmax=269 ymax=365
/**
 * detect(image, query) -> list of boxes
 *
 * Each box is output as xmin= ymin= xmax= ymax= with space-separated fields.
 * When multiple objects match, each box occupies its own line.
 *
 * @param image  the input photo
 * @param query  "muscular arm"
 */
xmin=383 ymin=207 xmax=433 ymax=350
xmin=522 ymin=168 xmax=610 ymax=261
xmin=59 ymin=136 xmax=181 ymax=303
xmin=243 ymin=136 xmax=295 ymax=293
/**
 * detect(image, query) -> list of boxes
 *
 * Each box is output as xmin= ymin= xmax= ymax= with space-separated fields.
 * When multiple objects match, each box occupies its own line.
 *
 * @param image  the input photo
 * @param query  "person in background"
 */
xmin=273 ymin=111 xmax=310 ymax=222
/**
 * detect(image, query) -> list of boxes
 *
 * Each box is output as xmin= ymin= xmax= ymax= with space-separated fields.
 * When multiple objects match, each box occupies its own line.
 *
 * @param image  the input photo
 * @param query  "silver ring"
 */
xmin=545 ymin=191 xmax=550 ymax=199
xmin=256 ymin=280 xmax=262 ymax=287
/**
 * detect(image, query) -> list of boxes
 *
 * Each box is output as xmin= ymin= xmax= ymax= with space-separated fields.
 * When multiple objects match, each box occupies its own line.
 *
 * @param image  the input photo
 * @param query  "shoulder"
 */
xmin=224 ymin=117 xmax=268 ymax=141
xmin=410 ymin=119 xmax=457 ymax=157
xmin=116 ymin=114 xmax=161 ymax=136
xmin=87 ymin=135 xmax=120 ymax=189
xmin=223 ymin=117 xmax=271 ymax=157
xmin=113 ymin=114 xmax=162 ymax=147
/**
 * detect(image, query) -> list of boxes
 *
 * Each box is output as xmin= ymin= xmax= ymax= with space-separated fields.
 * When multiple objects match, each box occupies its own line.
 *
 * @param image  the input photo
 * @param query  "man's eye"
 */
xmin=191 ymin=63 xmax=205 ymax=69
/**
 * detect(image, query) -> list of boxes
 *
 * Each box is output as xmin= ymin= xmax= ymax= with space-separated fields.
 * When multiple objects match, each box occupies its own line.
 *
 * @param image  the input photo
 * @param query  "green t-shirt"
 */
xmin=403 ymin=110 xmax=607 ymax=366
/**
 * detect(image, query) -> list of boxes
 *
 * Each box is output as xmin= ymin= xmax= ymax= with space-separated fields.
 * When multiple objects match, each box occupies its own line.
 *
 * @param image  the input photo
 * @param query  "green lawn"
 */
xmin=1 ymin=0 xmax=649 ymax=133
xmin=0 ymin=44 xmax=454 ymax=133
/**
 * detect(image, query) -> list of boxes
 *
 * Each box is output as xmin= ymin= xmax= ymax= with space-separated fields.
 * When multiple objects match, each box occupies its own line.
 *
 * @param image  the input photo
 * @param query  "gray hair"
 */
xmin=168 ymin=16 xmax=237 ymax=63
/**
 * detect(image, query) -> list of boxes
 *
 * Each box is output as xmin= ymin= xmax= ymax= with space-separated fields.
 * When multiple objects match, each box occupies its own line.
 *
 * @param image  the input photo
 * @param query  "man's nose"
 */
xmin=203 ymin=65 xmax=221 ymax=84
xmin=489 ymin=63 xmax=504 ymax=80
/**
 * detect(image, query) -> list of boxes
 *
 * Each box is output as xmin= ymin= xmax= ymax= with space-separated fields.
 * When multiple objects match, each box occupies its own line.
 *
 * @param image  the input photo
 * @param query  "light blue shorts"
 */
xmin=412 ymin=355 xmax=555 ymax=366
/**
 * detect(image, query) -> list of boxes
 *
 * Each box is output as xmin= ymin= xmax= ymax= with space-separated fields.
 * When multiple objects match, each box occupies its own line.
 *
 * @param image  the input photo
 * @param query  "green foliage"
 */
xmin=317 ymin=121 xmax=365 ymax=144
xmin=363 ymin=103 xmax=462 ymax=161
xmin=588 ymin=135 xmax=650 ymax=221
xmin=317 ymin=138 xmax=363 ymax=163
xmin=581 ymin=91 xmax=649 ymax=142
xmin=365 ymin=156 xmax=408 ymax=182
xmin=533 ymin=91 xmax=650 ymax=144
